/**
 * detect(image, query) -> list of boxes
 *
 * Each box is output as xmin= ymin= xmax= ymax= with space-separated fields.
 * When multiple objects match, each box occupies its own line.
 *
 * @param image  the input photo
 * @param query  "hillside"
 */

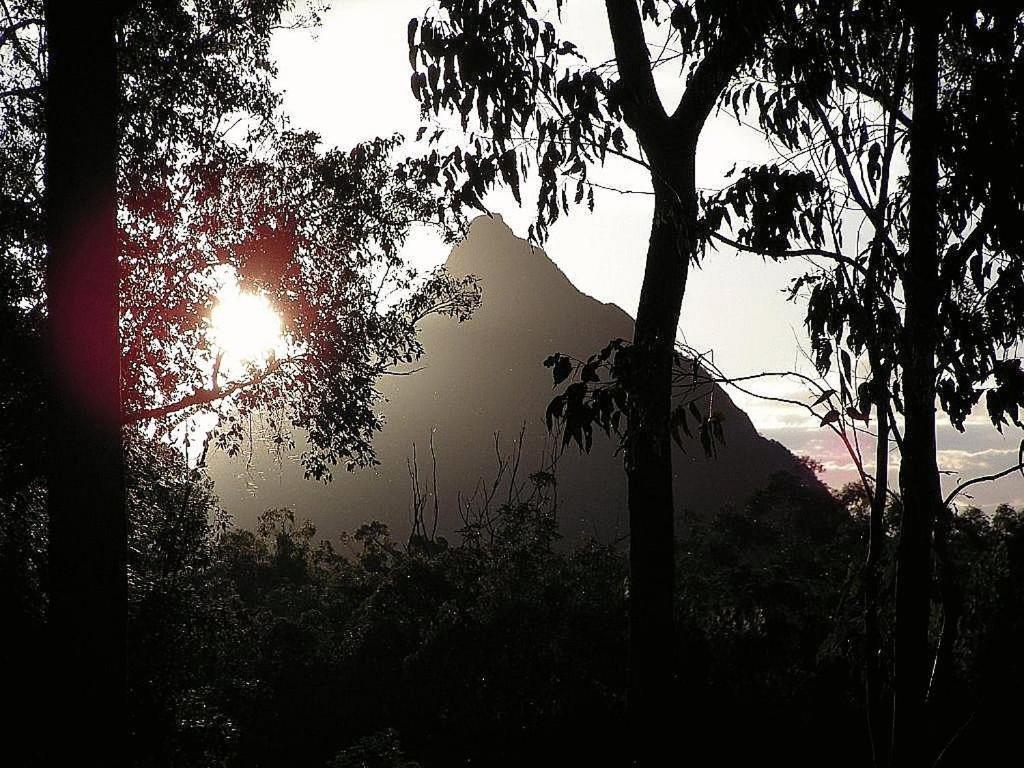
xmin=208 ymin=215 xmax=818 ymax=542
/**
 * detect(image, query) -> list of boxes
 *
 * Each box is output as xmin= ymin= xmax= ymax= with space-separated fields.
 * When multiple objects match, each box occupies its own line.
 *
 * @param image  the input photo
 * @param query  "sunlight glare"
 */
xmin=209 ymin=285 xmax=284 ymax=372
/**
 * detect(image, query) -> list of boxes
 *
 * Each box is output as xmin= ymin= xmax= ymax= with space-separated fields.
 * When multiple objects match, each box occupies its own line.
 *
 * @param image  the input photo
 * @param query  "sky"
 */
xmin=266 ymin=0 xmax=1024 ymax=509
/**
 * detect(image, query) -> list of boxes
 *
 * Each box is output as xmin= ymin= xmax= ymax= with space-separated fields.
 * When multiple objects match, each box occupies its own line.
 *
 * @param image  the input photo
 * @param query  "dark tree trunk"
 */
xmin=927 ymin=506 xmax=961 ymax=713
xmin=626 ymin=151 xmax=694 ymax=766
xmin=44 ymin=3 xmax=126 ymax=764
xmin=865 ymin=362 xmax=891 ymax=768
xmin=892 ymin=11 xmax=942 ymax=768
xmin=863 ymin=25 xmax=909 ymax=762
xmin=600 ymin=5 xmax=769 ymax=764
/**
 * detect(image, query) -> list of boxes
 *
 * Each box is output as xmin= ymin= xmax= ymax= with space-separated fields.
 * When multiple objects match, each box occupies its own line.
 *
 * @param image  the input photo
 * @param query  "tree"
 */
xmin=4 ymin=0 xmax=480 ymax=477
xmin=407 ymin=1 xmax=779 ymax=761
xmin=2 ymin=1 xmax=480 ymax=761
xmin=44 ymin=2 xmax=126 ymax=763
xmin=892 ymin=11 xmax=942 ymax=765
xmin=701 ymin=3 xmax=1024 ymax=763
xmin=118 ymin=128 xmax=478 ymax=480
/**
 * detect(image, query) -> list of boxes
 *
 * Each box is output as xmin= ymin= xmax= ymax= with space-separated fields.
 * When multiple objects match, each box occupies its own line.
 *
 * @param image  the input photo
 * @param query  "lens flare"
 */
xmin=209 ymin=285 xmax=283 ymax=372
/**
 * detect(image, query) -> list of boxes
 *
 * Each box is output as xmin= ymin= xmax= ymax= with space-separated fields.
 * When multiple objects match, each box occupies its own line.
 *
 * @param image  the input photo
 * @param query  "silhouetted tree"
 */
xmin=702 ymin=3 xmax=1024 ymax=763
xmin=2 ymin=1 xmax=480 ymax=481
xmin=892 ymin=11 xmax=943 ymax=766
xmin=407 ymin=3 xmax=780 ymax=759
xmin=44 ymin=2 xmax=127 ymax=763
xmin=9 ymin=413 xmax=1024 ymax=766
xmin=117 ymin=129 xmax=478 ymax=480
xmin=2 ymin=2 xmax=479 ymax=762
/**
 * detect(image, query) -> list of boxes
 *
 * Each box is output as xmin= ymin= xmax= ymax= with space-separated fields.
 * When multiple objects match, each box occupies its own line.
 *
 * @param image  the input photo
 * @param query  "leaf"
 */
xmin=867 ymin=141 xmax=882 ymax=185
xmin=689 ymin=401 xmax=702 ymax=423
xmin=845 ymin=406 xmax=869 ymax=422
xmin=699 ymin=419 xmax=716 ymax=458
xmin=1019 ymin=439 xmax=1024 ymax=479
xmin=812 ymin=389 xmax=836 ymax=407
xmin=857 ymin=381 xmax=873 ymax=414
xmin=970 ymin=252 xmax=983 ymax=291
xmin=581 ymin=361 xmax=600 ymax=383
xmin=545 ymin=395 xmax=564 ymax=432
xmin=552 ymin=355 xmax=573 ymax=387
xmin=820 ymin=409 xmax=841 ymax=427
xmin=675 ymin=406 xmax=692 ymax=438
xmin=711 ymin=413 xmax=726 ymax=444
xmin=670 ymin=405 xmax=692 ymax=450
xmin=499 ymin=149 xmax=521 ymax=204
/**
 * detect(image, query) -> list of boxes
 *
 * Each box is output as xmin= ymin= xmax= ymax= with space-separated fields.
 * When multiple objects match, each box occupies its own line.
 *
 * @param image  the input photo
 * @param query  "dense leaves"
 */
xmin=0 ymin=436 xmax=931 ymax=766
xmin=9 ymin=442 xmax=1022 ymax=766
xmin=0 ymin=1 xmax=481 ymax=484
xmin=409 ymin=0 xmax=613 ymax=241
xmin=408 ymin=1 xmax=776 ymax=242
xmin=5 ymin=420 xmax=1024 ymax=767
xmin=710 ymin=4 xmax=1024 ymax=444
xmin=120 ymin=127 xmax=480 ymax=479
xmin=543 ymin=340 xmax=726 ymax=457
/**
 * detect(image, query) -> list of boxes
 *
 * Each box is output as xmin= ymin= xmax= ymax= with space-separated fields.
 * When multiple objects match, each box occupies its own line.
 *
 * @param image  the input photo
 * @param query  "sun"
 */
xmin=209 ymin=284 xmax=284 ymax=374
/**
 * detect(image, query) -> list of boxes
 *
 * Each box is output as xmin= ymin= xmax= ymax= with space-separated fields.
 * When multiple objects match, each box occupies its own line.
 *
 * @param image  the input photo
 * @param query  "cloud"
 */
xmin=938 ymin=447 xmax=1018 ymax=474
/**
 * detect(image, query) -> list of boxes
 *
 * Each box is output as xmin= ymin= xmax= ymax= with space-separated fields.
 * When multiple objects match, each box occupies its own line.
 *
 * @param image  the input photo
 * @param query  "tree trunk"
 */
xmin=927 ymin=506 xmax=961 ymax=715
xmin=600 ymin=5 xmax=768 ymax=764
xmin=865 ymin=362 xmax=891 ymax=768
xmin=45 ymin=3 xmax=126 ymax=764
xmin=892 ymin=11 xmax=942 ymax=768
xmin=626 ymin=147 xmax=694 ymax=767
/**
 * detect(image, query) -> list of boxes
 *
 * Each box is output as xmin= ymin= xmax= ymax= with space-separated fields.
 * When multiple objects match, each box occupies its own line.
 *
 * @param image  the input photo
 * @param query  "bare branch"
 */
xmin=848 ymin=78 xmax=913 ymax=131
xmin=944 ymin=459 xmax=1024 ymax=507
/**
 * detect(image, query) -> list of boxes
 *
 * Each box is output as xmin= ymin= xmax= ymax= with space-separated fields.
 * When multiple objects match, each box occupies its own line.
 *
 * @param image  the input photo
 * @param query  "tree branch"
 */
xmin=0 ymin=84 xmax=42 ymax=100
xmin=809 ymin=97 xmax=879 ymax=225
xmin=709 ymin=230 xmax=871 ymax=278
xmin=944 ymin=458 xmax=1024 ymax=507
xmin=603 ymin=0 xmax=666 ymax=128
xmin=671 ymin=3 xmax=772 ymax=130
xmin=708 ymin=230 xmax=905 ymax=325
xmin=0 ymin=16 xmax=42 ymax=47
xmin=125 ymin=356 xmax=290 ymax=423
xmin=848 ymin=77 xmax=913 ymax=130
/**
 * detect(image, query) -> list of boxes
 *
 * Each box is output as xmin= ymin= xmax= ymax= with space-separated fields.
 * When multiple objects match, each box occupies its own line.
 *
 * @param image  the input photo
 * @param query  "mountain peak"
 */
xmin=447 ymin=215 xmax=553 ymax=276
xmin=445 ymin=215 xmax=594 ymax=322
xmin=210 ymin=217 xmax=818 ymax=542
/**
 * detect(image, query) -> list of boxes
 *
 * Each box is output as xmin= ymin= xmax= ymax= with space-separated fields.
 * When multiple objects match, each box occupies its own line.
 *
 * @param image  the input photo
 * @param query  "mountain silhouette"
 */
xmin=207 ymin=214 xmax=818 ymax=542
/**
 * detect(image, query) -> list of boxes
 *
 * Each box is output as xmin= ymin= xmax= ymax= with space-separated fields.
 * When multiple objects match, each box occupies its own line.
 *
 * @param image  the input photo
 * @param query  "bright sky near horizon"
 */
xmin=268 ymin=0 xmax=1024 ymax=508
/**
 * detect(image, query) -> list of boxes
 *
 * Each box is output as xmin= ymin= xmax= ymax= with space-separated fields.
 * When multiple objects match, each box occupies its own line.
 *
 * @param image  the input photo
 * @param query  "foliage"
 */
xmin=4 ymin=425 xmax=1024 ymax=766
xmin=132 ymin=469 xmax=630 ymax=768
xmin=407 ymin=0 xmax=770 ymax=242
xmin=409 ymin=0 xmax=612 ymax=241
xmin=0 ymin=1 xmax=480 ymax=485
xmin=328 ymin=730 xmax=420 ymax=768
xmin=705 ymin=3 xmax=1024 ymax=445
xmin=542 ymin=341 xmax=726 ymax=459
xmin=120 ymin=127 xmax=480 ymax=479
xmin=675 ymin=472 xmax=870 ymax=763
